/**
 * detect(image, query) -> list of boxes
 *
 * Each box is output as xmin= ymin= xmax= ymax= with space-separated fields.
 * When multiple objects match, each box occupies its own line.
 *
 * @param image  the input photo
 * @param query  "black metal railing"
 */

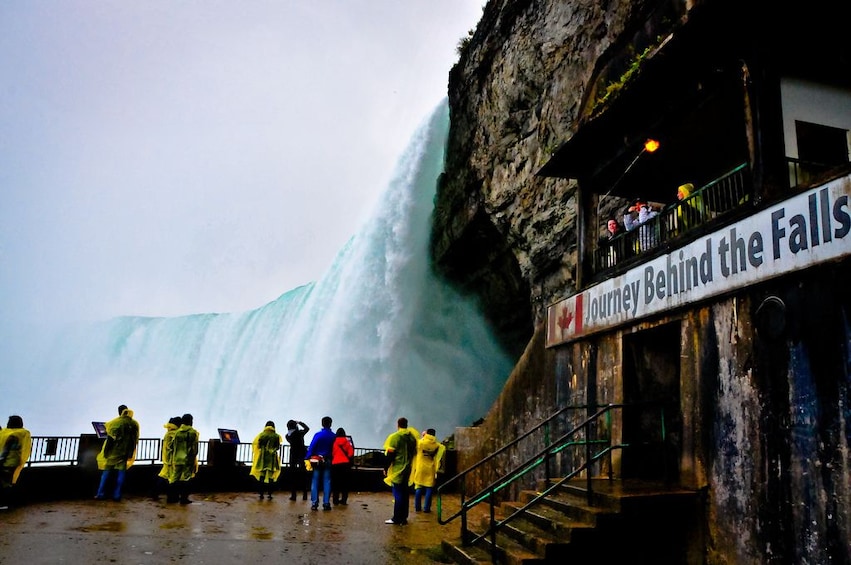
xmin=594 ymin=163 xmax=751 ymax=273
xmin=25 ymin=436 xmax=383 ymax=468
xmin=437 ymin=403 xmax=669 ymax=561
xmin=787 ymin=156 xmax=842 ymax=189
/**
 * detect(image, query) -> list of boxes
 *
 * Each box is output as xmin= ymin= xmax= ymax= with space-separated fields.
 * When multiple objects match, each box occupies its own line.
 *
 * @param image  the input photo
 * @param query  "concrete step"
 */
xmin=441 ymin=479 xmax=701 ymax=564
xmin=464 ymin=523 xmax=547 ymax=565
xmin=518 ymin=489 xmax=613 ymax=525
xmin=441 ymin=539 xmax=493 ymax=565
xmin=499 ymin=500 xmax=596 ymax=544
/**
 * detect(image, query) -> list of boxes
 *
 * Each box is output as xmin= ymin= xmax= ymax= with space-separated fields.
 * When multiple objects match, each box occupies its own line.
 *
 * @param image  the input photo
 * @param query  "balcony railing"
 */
xmin=787 ymin=156 xmax=842 ymax=189
xmin=25 ymin=435 xmax=384 ymax=468
xmin=594 ymin=163 xmax=751 ymax=274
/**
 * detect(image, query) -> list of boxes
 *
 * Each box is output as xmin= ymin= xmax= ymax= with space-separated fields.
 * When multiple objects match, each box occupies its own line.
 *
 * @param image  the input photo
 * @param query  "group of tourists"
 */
xmin=0 ymin=409 xmax=448 ymax=525
xmin=382 ymin=417 xmax=446 ymax=526
xmin=602 ymin=182 xmax=707 ymax=266
xmin=249 ymin=415 xmax=446 ymax=525
xmin=94 ymin=405 xmax=200 ymax=505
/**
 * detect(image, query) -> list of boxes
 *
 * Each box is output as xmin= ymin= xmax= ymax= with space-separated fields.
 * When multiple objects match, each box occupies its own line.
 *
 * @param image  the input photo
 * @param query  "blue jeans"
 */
xmin=311 ymin=463 xmax=331 ymax=506
xmin=415 ymin=486 xmax=433 ymax=512
xmin=391 ymin=480 xmax=411 ymax=524
xmin=96 ymin=469 xmax=126 ymax=500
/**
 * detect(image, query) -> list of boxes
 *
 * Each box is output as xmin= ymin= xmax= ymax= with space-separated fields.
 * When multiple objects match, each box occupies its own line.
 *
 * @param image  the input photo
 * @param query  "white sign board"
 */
xmin=546 ymin=177 xmax=851 ymax=347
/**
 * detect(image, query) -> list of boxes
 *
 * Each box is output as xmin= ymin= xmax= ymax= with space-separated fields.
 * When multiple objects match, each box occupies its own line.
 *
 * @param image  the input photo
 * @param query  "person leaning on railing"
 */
xmin=674 ymin=182 xmax=705 ymax=234
xmin=601 ymin=217 xmax=623 ymax=267
xmin=624 ymin=198 xmax=662 ymax=252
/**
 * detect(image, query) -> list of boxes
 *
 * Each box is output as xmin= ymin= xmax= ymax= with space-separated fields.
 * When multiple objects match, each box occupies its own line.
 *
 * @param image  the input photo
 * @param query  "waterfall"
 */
xmin=5 ymin=101 xmax=514 ymax=447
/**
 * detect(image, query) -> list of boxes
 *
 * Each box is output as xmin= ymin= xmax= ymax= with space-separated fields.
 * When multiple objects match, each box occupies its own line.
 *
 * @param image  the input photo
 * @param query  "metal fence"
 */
xmin=594 ymin=163 xmax=751 ymax=273
xmin=25 ymin=436 xmax=384 ymax=468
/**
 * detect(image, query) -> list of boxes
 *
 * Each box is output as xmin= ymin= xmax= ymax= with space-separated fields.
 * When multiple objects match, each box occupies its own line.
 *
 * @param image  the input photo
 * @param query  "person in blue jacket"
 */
xmin=305 ymin=416 xmax=335 ymax=511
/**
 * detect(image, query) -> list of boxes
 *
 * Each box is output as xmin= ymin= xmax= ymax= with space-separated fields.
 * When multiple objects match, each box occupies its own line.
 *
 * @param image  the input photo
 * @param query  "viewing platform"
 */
xmin=2 ymin=435 xmax=467 ymax=564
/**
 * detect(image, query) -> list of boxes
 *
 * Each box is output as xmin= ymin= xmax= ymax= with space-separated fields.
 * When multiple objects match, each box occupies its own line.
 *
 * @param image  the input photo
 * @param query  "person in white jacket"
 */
xmin=624 ymin=199 xmax=662 ymax=252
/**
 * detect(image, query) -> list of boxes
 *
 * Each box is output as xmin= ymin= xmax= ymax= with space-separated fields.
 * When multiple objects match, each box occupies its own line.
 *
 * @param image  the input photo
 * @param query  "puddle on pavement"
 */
xmin=251 ymin=527 xmax=273 ymax=540
xmin=71 ymin=521 xmax=125 ymax=533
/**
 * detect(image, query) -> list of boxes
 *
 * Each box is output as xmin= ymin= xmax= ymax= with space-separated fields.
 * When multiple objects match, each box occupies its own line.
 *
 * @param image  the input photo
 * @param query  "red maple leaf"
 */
xmin=557 ymin=306 xmax=573 ymax=331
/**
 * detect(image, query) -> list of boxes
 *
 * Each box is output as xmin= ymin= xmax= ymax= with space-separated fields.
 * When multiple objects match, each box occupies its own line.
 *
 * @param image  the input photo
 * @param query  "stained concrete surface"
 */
xmin=0 ymin=491 xmax=475 ymax=564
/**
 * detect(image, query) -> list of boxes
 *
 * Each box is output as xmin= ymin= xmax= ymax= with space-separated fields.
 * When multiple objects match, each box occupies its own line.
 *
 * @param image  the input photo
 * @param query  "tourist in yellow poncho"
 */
xmin=151 ymin=416 xmax=181 ymax=501
xmin=412 ymin=428 xmax=446 ymax=513
xmin=0 ymin=415 xmax=32 ymax=510
xmin=382 ymin=417 xmax=419 ymax=525
xmin=168 ymin=413 xmax=200 ymax=505
xmin=95 ymin=405 xmax=140 ymax=501
xmin=675 ymin=182 xmax=705 ymax=233
xmin=250 ymin=421 xmax=283 ymax=500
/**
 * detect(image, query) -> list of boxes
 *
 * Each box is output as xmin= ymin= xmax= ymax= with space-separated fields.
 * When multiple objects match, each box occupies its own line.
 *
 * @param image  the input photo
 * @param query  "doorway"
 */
xmin=621 ymin=322 xmax=682 ymax=482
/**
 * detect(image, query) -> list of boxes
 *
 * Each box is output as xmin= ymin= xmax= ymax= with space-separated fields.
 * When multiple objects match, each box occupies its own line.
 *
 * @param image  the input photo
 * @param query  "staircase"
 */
xmin=436 ymin=404 xmax=700 ymax=564
xmin=441 ymin=478 xmax=700 ymax=564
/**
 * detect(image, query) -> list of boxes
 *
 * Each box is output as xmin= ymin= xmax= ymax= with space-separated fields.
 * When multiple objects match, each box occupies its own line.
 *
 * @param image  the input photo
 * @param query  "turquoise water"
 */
xmin=4 ymin=101 xmax=514 ymax=447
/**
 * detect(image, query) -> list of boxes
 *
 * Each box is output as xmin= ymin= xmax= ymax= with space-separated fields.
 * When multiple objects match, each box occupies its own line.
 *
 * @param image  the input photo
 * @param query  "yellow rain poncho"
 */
xmin=250 ymin=425 xmax=283 ymax=483
xmin=676 ymin=182 xmax=705 ymax=232
xmin=383 ymin=426 xmax=419 ymax=487
xmin=158 ymin=419 xmax=180 ymax=480
xmin=0 ymin=424 xmax=32 ymax=486
xmin=412 ymin=432 xmax=446 ymax=489
xmin=96 ymin=408 xmax=140 ymax=471
xmin=169 ymin=423 xmax=200 ymax=483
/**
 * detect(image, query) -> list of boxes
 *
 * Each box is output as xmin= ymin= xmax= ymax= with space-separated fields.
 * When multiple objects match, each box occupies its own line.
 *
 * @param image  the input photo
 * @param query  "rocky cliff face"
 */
xmin=431 ymin=0 xmax=682 ymax=356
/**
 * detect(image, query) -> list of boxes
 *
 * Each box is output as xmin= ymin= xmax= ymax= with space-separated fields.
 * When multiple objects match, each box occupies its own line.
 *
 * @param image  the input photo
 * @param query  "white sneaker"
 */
xmin=384 ymin=519 xmax=396 ymax=524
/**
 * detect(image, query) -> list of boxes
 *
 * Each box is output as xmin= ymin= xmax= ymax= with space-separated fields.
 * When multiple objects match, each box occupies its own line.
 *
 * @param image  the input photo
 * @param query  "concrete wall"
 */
xmin=453 ymin=259 xmax=851 ymax=563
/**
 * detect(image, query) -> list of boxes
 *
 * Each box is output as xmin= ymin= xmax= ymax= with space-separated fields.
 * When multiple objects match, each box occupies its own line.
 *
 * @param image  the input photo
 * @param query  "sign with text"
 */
xmin=546 ymin=177 xmax=851 ymax=347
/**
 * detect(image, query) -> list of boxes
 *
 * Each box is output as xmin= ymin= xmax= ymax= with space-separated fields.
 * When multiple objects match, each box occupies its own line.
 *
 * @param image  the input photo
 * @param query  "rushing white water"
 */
xmin=3 ymin=101 xmax=514 ymax=447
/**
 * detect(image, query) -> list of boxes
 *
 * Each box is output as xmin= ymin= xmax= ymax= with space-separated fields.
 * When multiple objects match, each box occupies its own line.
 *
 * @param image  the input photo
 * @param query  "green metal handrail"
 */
xmin=436 ymin=404 xmax=604 ymax=525
xmin=438 ymin=402 xmax=669 ymax=560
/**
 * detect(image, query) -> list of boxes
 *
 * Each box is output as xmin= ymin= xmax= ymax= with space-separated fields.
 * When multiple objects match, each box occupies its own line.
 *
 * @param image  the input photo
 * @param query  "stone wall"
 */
xmin=431 ymin=0 xmax=675 ymax=353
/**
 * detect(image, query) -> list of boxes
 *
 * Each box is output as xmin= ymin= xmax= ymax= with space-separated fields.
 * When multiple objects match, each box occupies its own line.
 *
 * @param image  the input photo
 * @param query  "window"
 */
xmin=795 ymin=120 xmax=849 ymax=166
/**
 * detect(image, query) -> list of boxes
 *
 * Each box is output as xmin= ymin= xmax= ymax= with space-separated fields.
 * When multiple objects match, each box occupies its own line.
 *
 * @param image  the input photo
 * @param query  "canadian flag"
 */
xmin=546 ymin=294 xmax=583 ymax=347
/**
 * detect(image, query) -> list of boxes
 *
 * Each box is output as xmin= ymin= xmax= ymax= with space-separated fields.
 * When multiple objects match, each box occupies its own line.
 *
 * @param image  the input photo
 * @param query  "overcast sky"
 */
xmin=0 ymin=1 xmax=484 ymax=327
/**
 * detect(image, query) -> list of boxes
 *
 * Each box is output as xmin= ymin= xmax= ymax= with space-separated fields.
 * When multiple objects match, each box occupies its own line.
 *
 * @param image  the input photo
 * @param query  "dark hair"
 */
xmin=169 ymin=416 xmax=182 ymax=427
xmin=336 ymin=427 xmax=346 ymax=437
xmin=397 ymin=417 xmax=408 ymax=428
xmin=265 ymin=420 xmax=275 ymax=428
xmin=426 ymin=428 xmax=436 ymax=436
xmin=321 ymin=416 xmax=332 ymax=428
xmin=7 ymin=415 xmax=23 ymax=429
xmin=118 ymin=404 xmax=128 ymax=415
xmin=287 ymin=419 xmax=297 ymax=429
xmin=182 ymin=413 xmax=193 ymax=426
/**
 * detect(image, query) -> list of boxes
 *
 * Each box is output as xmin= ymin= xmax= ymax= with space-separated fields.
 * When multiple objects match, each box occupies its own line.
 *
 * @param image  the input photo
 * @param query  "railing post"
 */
xmin=585 ymin=419 xmax=592 ymax=505
xmin=460 ymin=478 xmax=470 ymax=545
xmin=489 ymin=493 xmax=497 ymax=564
xmin=607 ymin=408 xmax=614 ymax=480
xmin=544 ymin=421 xmax=551 ymax=487
xmin=661 ymin=404 xmax=669 ymax=485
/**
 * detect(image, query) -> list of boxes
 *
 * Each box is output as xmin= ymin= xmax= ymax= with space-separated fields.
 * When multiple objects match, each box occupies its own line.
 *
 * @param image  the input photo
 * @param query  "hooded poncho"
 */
xmin=383 ymin=426 xmax=419 ymax=487
xmin=0 ymin=426 xmax=32 ymax=485
xmin=96 ymin=408 xmax=140 ymax=471
xmin=250 ymin=425 xmax=283 ymax=482
xmin=412 ymin=433 xmax=446 ymax=489
xmin=158 ymin=420 xmax=180 ymax=480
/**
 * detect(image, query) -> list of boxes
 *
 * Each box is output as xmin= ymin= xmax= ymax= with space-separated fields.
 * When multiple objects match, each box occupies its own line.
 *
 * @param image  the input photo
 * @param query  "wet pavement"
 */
xmin=0 ymin=491 xmax=474 ymax=564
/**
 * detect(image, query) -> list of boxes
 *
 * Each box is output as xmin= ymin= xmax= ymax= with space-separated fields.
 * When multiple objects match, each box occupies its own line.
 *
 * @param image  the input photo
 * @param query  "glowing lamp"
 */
xmin=644 ymin=138 xmax=660 ymax=153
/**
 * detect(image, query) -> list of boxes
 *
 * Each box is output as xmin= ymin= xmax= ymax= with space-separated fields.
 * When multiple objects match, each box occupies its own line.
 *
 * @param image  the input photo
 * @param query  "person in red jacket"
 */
xmin=331 ymin=428 xmax=355 ymax=506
